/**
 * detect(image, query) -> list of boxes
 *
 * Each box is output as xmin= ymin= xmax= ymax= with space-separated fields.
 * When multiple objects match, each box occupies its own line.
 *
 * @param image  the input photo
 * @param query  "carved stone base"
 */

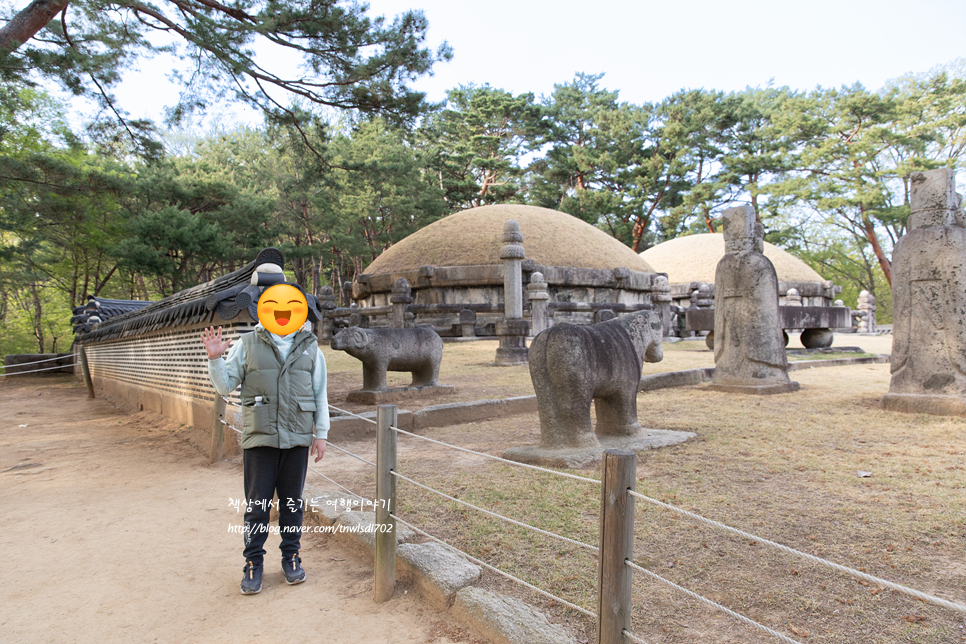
xmin=346 ymin=385 xmax=456 ymax=405
xmin=502 ymin=430 xmax=695 ymax=469
xmin=881 ymin=393 xmax=966 ymax=416
xmin=707 ymin=381 xmax=800 ymax=395
xmin=494 ymin=318 xmax=530 ymax=365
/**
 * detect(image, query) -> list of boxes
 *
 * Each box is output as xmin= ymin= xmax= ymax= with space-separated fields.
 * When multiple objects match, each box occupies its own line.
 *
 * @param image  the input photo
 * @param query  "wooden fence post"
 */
xmin=79 ymin=345 xmax=95 ymax=399
xmin=374 ymin=404 xmax=398 ymax=603
xmin=597 ymin=449 xmax=636 ymax=644
xmin=209 ymin=395 xmax=227 ymax=464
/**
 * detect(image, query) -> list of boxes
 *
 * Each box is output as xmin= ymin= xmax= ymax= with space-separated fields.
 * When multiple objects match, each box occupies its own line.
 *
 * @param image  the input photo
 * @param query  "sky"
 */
xmin=108 ymin=0 xmax=966 ymax=128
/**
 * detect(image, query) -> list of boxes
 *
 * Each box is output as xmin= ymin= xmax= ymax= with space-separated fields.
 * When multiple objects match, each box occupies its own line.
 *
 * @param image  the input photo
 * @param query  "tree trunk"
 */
xmin=93 ymin=264 xmax=118 ymax=296
xmin=135 ymin=273 xmax=150 ymax=300
xmin=30 ymin=282 xmax=45 ymax=353
xmin=0 ymin=0 xmax=70 ymax=58
xmin=862 ymin=212 xmax=893 ymax=286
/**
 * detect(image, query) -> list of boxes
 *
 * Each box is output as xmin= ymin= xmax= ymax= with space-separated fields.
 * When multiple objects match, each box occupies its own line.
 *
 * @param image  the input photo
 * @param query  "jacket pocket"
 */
xmin=295 ymin=398 xmax=316 ymax=434
xmin=242 ymin=402 xmax=275 ymax=435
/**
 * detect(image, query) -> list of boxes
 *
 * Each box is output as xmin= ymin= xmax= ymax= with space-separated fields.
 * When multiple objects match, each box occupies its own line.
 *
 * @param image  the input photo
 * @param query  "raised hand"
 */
xmin=201 ymin=326 xmax=233 ymax=359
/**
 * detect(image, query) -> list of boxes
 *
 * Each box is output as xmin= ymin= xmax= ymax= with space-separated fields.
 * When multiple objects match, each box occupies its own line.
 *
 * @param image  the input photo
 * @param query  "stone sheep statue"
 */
xmin=331 ymin=326 xmax=444 ymax=392
xmin=528 ymin=309 xmax=664 ymax=448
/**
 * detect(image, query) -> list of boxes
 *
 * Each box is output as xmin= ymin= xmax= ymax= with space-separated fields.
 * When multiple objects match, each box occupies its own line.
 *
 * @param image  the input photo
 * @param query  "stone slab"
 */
xmin=452 ymin=586 xmax=577 ymax=644
xmin=333 ymin=511 xmax=416 ymax=559
xmin=786 ymin=346 xmax=866 ymax=356
xmin=707 ymin=381 xmax=801 ymax=395
xmin=502 ymin=430 xmax=696 ymax=469
xmin=345 ymin=385 xmax=455 ymax=405
xmin=397 ymin=542 xmax=482 ymax=610
xmin=788 ymin=356 xmax=890 ymax=371
xmin=881 ymin=393 xmax=966 ymax=416
xmin=639 ymin=368 xmax=714 ymax=392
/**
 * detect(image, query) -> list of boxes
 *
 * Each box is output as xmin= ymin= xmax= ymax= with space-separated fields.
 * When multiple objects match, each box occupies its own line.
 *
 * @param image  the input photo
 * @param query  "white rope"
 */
xmin=391 ymin=470 xmax=598 ymax=553
xmin=627 ymin=489 xmax=966 ymax=614
xmin=0 ymin=363 xmax=79 ymax=376
xmin=2 ymin=355 xmax=72 ymax=367
xmin=390 ymin=424 xmax=600 ymax=485
xmin=622 ymin=629 xmax=651 ymax=644
xmin=391 ymin=513 xmax=597 ymax=619
xmin=221 ymin=395 xmax=240 ymax=408
xmin=326 ymin=441 xmax=376 ymax=467
xmin=308 ymin=465 xmax=369 ymax=502
xmin=327 ymin=404 xmax=377 ymax=424
xmin=625 ymin=559 xmax=803 ymax=644
xmin=218 ymin=417 xmax=243 ymax=435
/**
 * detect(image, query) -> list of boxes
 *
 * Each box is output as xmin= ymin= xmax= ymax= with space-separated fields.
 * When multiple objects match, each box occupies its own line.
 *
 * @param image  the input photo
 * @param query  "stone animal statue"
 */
xmin=331 ymin=326 xmax=444 ymax=392
xmin=528 ymin=309 xmax=664 ymax=448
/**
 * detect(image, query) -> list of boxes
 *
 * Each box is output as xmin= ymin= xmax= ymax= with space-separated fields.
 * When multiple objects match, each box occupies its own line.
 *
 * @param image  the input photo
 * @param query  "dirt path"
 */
xmin=0 ymin=377 xmax=473 ymax=644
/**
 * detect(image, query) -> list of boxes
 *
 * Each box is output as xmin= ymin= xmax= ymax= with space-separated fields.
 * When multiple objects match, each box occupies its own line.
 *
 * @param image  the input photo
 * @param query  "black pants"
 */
xmin=242 ymin=445 xmax=309 ymax=565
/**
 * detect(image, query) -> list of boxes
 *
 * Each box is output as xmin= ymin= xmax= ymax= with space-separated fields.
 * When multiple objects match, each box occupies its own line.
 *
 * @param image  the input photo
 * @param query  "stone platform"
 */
xmin=707 ymin=381 xmax=801 ymax=395
xmin=881 ymin=393 xmax=966 ymax=416
xmin=502 ymin=430 xmax=696 ymax=469
xmin=345 ymin=384 xmax=456 ymax=405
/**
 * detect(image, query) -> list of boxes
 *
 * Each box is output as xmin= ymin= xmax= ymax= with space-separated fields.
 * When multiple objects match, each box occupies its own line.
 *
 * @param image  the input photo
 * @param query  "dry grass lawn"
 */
xmin=316 ymin=333 xmax=965 ymax=644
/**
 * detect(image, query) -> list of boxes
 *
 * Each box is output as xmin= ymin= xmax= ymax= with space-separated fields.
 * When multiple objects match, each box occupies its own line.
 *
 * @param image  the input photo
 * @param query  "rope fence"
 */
xmin=326 ymin=441 xmax=375 ymax=467
xmin=0 ymin=363 xmax=79 ymax=376
xmin=391 ymin=469 xmax=599 ymax=553
xmin=391 ymin=512 xmax=597 ymax=618
xmin=627 ymin=489 xmax=966 ymax=615
xmin=2 ymin=355 xmax=73 ymax=367
xmin=624 ymin=558 xmax=803 ymax=644
xmin=308 ymin=464 xmax=368 ymax=502
xmin=194 ymin=388 xmax=966 ymax=641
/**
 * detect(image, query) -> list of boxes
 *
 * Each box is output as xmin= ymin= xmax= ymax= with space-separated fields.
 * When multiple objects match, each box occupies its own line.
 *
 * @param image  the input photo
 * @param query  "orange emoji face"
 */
xmin=257 ymin=284 xmax=308 ymax=335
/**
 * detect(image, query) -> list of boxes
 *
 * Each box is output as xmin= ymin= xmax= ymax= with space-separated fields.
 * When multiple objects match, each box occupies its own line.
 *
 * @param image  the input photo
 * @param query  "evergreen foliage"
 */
xmin=0 ymin=6 xmax=963 ymax=353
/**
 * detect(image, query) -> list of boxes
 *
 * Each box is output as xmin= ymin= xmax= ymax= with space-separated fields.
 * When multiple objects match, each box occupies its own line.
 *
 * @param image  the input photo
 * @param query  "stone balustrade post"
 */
xmin=652 ymin=274 xmax=672 ymax=337
xmin=857 ymin=290 xmax=876 ymax=334
xmin=527 ymin=271 xmax=549 ymax=336
xmin=495 ymin=219 xmax=530 ymax=364
xmin=390 ymin=278 xmax=412 ymax=329
xmin=318 ymin=285 xmax=337 ymax=341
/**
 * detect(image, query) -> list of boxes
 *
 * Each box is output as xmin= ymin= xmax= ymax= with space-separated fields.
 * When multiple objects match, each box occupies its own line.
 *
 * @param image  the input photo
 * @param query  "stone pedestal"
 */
xmin=459 ymin=309 xmax=477 ymax=338
xmin=708 ymin=205 xmax=799 ymax=395
xmin=503 ymin=431 xmax=696 ymax=469
xmin=883 ymin=168 xmax=966 ymax=416
xmin=494 ymin=318 xmax=530 ymax=365
xmin=346 ymin=384 xmax=456 ymax=405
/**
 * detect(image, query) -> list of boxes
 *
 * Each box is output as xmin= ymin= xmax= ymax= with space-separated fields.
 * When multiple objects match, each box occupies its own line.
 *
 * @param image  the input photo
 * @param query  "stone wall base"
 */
xmin=89 ymin=376 xmax=239 ymax=457
xmin=881 ymin=393 xmax=966 ymax=416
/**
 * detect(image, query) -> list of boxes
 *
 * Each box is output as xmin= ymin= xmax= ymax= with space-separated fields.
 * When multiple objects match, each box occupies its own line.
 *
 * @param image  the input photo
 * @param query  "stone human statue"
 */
xmin=709 ymin=205 xmax=799 ymax=394
xmin=883 ymin=168 xmax=966 ymax=415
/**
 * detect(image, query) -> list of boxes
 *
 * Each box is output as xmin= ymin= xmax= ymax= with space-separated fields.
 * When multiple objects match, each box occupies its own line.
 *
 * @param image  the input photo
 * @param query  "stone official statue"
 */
xmin=709 ymin=205 xmax=799 ymax=395
xmin=883 ymin=168 xmax=966 ymax=415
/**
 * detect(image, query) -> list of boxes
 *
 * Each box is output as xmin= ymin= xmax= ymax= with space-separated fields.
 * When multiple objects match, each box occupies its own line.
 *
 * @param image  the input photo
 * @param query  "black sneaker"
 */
xmin=281 ymin=553 xmax=305 ymax=585
xmin=240 ymin=560 xmax=262 ymax=595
